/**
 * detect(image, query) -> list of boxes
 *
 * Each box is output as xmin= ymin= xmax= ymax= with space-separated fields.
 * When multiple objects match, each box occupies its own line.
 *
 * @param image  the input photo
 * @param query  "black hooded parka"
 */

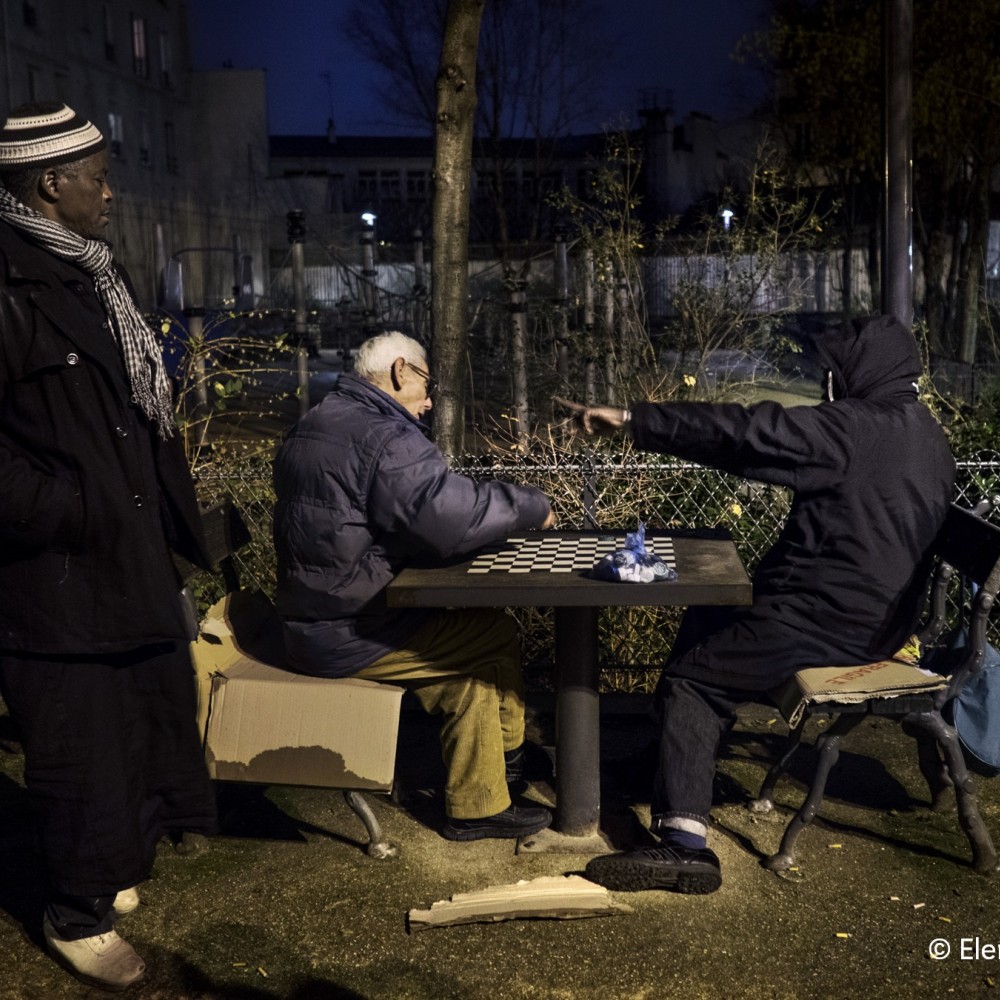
xmin=631 ymin=315 xmax=956 ymax=691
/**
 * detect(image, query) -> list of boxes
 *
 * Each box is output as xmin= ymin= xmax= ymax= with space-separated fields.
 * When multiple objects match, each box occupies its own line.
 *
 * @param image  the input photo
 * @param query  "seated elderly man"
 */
xmin=273 ymin=331 xmax=555 ymax=840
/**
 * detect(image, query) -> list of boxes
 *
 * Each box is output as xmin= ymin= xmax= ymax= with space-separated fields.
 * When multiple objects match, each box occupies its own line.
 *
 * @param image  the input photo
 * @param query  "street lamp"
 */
xmin=720 ymin=208 xmax=735 ymax=232
xmin=360 ymin=213 xmax=377 ymax=334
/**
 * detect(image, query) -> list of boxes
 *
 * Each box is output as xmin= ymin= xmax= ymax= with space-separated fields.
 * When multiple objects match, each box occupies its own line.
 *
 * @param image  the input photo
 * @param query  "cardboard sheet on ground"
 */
xmin=406 ymin=875 xmax=632 ymax=932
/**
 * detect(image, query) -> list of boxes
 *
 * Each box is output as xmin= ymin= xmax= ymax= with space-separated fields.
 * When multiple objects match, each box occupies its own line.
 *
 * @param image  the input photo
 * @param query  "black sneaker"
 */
xmin=584 ymin=844 xmax=722 ymax=895
xmin=441 ymin=804 xmax=552 ymax=842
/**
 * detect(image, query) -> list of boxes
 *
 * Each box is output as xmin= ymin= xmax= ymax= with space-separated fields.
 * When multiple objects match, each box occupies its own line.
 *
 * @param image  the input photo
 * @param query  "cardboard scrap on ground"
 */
xmin=406 ymin=875 xmax=632 ymax=932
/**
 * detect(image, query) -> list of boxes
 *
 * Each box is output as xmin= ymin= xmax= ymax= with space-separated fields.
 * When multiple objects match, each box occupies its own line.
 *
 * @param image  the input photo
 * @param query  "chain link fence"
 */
xmin=193 ymin=450 xmax=1000 ymax=691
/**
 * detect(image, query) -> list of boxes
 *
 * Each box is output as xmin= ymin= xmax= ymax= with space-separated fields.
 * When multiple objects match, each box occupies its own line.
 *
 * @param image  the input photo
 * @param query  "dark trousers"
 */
xmin=652 ymin=675 xmax=750 ymax=824
xmin=0 ymin=642 xmax=216 ymax=937
xmin=651 ymin=607 xmax=756 ymax=826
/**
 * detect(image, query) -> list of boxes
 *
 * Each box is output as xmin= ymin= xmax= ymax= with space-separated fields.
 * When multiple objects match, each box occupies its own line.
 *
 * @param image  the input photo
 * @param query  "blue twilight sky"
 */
xmin=187 ymin=0 xmax=767 ymax=137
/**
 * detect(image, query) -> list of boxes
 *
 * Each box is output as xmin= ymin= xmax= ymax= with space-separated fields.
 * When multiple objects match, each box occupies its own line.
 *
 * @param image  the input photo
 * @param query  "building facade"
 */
xmin=0 ymin=0 xmax=268 ymax=309
xmin=0 ymin=3 xmax=757 ymax=313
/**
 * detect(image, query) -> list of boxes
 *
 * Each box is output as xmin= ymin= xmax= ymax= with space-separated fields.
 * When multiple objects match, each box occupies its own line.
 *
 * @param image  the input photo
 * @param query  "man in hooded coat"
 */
xmin=560 ymin=315 xmax=955 ymax=894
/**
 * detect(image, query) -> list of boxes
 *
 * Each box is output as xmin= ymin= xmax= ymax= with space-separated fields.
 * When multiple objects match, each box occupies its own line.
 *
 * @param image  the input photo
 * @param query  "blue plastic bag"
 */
xmin=923 ymin=628 xmax=1000 ymax=778
xmin=590 ymin=522 xmax=677 ymax=584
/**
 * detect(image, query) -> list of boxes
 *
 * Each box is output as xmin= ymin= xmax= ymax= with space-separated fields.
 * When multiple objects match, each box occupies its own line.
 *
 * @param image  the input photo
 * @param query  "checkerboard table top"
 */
xmin=467 ymin=534 xmax=676 ymax=574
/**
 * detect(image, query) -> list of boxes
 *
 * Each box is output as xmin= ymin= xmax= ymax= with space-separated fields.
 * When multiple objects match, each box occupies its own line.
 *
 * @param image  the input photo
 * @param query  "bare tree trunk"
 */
xmin=431 ymin=0 xmax=483 ymax=459
xmin=602 ymin=273 xmax=616 ymax=406
xmin=509 ymin=280 xmax=529 ymax=451
xmin=582 ymin=248 xmax=597 ymax=404
xmin=957 ymin=168 xmax=991 ymax=364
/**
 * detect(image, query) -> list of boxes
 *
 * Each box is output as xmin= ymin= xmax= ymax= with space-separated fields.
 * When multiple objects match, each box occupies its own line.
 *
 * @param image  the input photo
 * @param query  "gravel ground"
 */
xmin=2 ymin=700 xmax=999 ymax=1000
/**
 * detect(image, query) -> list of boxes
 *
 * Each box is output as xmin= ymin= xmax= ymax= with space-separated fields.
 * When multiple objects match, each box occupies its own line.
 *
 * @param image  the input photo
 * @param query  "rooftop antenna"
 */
xmin=320 ymin=71 xmax=336 ymax=132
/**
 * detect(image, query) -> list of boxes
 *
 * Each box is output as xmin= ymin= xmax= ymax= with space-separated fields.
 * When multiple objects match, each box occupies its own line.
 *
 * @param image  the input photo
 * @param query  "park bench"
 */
xmin=189 ymin=501 xmax=403 ymax=859
xmin=749 ymin=499 xmax=1000 ymax=874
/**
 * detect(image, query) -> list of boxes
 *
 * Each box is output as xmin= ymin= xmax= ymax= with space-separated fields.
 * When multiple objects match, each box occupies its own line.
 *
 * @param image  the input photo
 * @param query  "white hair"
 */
xmin=353 ymin=331 xmax=427 ymax=381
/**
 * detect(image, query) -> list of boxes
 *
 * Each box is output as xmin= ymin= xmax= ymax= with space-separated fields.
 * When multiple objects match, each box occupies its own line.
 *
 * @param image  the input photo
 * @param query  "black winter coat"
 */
xmin=0 ymin=222 xmax=210 ymax=654
xmin=631 ymin=315 xmax=956 ymax=691
xmin=273 ymin=373 xmax=551 ymax=675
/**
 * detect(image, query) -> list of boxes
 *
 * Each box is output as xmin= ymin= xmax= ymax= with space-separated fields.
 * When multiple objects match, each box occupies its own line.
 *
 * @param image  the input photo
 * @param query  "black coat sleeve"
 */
xmin=631 ymin=399 xmax=857 ymax=490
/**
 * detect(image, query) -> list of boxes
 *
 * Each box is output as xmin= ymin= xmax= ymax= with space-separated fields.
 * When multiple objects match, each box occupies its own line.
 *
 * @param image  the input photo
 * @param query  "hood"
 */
xmin=813 ymin=315 xmax=921 ymax=402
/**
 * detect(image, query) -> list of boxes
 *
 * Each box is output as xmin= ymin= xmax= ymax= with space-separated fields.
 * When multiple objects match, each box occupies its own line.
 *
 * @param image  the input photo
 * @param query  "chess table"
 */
xmin=386 ymin=529 xmax=752 ymax=852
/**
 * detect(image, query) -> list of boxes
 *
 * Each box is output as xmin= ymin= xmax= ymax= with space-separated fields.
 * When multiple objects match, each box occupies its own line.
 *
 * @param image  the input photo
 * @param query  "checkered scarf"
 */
xmin=0 ymin=186 xmax=175 ymax=437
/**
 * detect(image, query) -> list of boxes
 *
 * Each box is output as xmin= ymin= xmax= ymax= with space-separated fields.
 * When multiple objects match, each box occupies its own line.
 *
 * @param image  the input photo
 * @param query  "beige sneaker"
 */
xmin=42 ymin=914 xmax=146 ymax=991
xmin=113 ymin=886 xmax=140 ymax=917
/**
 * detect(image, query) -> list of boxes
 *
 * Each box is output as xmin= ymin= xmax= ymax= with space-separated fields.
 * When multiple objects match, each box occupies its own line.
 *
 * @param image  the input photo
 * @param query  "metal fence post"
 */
xmin=581 ymin=453 xmax=598 ymax=529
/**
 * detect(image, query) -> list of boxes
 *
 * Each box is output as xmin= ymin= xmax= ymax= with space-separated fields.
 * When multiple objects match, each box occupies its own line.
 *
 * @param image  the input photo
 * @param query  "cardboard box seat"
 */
xmin=191 ymin=590 xmax=402 ymax=793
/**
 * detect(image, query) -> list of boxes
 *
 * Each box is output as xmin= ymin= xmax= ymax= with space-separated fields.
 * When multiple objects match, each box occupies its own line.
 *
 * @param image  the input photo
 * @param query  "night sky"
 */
xmin=187 ymin=0 xmax=766 ymax=136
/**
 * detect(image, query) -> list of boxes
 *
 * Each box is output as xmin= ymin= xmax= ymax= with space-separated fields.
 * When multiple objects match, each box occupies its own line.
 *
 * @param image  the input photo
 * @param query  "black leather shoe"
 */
xmin=441 ymin=804 xmax=552 ymax=842
xmin=584 ymin=844 xmax=722 ymax=895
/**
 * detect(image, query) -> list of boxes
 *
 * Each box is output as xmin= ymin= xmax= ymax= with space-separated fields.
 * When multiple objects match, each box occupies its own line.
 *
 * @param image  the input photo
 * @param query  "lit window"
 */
xmin=131 ymin=15 xmax=148 ymax=77
xmin=158 ymin=31 xmax=172 ymax=87
xmin=108 ymin=112 xmax=124 ymax=160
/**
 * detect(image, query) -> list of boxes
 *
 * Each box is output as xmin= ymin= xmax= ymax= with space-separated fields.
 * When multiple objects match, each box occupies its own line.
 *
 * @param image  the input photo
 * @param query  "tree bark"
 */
xmin=431 ymin=0 xmax=484 ymax=458
xmin=957 ymin=166 xmax=991 ymax=364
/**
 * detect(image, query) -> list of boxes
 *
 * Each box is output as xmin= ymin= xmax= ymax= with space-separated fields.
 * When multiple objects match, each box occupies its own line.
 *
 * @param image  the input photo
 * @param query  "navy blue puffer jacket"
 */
xmin=273 ymin=373 xmax=551 ymax=675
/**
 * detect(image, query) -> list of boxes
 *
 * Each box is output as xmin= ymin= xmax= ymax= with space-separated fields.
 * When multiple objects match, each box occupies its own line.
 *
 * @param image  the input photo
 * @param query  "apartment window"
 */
xmin=357 ymin=170 xmax=377 ymax=200
xmin=407 ymin=171 xmax=429 ymax=199
xmin=103 ymin=5 xmax=115 ymax=61
xmin=108 ymin=112 xmax=124 ymax=160
xmin=325 ymin=175 xmax=345 ymax=214
xmin=378 ymin=171 xmax=401 ymax=200
xmin=164 ymin=121 xmax=178 ymax=174
xmin=158 ymin=30 xmax=172 ymax=87
xmin=138 ymin=112 xmax=151 ymax=166
xmin=22 ymin=0 xmax=37 ymax=28
xmin=131 ymin=15 xmax=148 ymax=78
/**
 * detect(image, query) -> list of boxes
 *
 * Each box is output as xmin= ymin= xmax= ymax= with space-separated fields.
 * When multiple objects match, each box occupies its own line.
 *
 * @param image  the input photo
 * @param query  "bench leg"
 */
xmin=909 ymin=727 xmax=954 ymax=811
xmin=343 ymin=790 xmax=399 ymax=860
xmin=748 ymin=721 xmax=806 ymax=815
xmin=765 ymin=713 xmax=864 ymax=872
xmin=914 ymin=712 xmax=998 ymax=875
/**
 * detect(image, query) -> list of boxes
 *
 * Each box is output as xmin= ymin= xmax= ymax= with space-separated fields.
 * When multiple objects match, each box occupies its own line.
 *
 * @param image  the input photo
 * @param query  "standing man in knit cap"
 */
xmin=0 ymin=102 xmax=215 ymax=990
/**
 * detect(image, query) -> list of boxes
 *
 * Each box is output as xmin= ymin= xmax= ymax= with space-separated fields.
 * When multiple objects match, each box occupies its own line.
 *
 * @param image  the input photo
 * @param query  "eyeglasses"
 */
xmin=405 ymin=360 xmax=437 ymax=397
